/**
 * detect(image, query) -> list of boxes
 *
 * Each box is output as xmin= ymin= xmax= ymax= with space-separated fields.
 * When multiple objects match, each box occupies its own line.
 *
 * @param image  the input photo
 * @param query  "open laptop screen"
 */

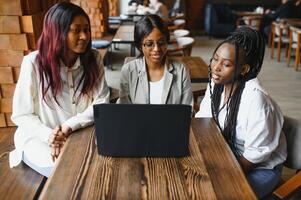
xmin=93 ymin=104 xmax=191 ymax=157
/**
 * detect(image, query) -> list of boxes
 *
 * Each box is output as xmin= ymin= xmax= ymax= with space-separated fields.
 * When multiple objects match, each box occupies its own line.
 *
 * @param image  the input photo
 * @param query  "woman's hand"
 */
xmin=61 ymin=124 xmax=72 ymax=137
xmin=48 ymin=126 xmax=67 ymax=162
xmin=239 ymin=156 xmax=256 ymax=174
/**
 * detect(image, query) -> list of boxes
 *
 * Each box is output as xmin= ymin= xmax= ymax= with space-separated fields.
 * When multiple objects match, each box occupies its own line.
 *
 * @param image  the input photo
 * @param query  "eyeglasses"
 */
xmin=143 ymin=40 xmax=167 ymax=50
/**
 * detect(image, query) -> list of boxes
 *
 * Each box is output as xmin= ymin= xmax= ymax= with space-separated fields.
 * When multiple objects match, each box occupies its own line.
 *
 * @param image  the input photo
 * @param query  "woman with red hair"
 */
xmin=9 ymin=2 xmax=109 ymax=177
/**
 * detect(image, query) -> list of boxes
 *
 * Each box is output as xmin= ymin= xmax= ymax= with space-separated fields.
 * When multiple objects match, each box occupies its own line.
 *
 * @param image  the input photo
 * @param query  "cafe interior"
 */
xmin=0 ymin=0 xmax=301 ymax=199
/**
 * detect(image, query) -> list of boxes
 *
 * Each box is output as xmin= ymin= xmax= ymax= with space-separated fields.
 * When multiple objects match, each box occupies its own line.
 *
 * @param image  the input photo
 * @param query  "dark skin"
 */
xmin=212 ymin=43 xmax=256 ymax=174
xmin=48 ymin=125 xmax=72 ymax=161
xmin=239 ymin=156 xmax=257 ymax=174
xmin=48 ymin=15 xmax=89 ymax=161
xmin=141 ymin=28 xmax=167 ymax=82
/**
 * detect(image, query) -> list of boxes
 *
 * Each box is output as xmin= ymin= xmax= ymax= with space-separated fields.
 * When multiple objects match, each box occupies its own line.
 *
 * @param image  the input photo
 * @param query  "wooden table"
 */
xmin=0 ymin=127 xmax=46 ymax=200
xmin=124 ymin=56 xmax=209 ymax=83
xmin=235 ymin=11 xmax=263 ymax=17
xmin=112 ymin=24 xmax=135 ymax=56
xmin=235 ymin=12 xmax=263 ymax=32
xmin=125 ymin=11 xmax=147 ymax=17
xmin=39 ymin=118 xmax=256 ymax=199
xmin=173 ymin=56 xmax=209 ymax=83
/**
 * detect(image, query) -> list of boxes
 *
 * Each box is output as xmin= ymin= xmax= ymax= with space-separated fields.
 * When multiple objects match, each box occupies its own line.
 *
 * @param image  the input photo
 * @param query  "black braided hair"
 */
xmin=209 ymin=26 xmax=265 ymax=157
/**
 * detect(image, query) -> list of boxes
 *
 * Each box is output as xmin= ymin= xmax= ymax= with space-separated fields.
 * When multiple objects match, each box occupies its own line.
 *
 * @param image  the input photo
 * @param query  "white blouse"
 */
xmin=195 ymin=78 xmax=287 ymax=169
xmin=9 ymin=49 xmax=110 ymax=167
xmin=149 ymin=75 xmax=165 ymax=104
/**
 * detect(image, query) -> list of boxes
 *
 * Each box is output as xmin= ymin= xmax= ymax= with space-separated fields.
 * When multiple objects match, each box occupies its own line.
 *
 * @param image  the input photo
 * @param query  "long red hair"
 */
xmin=36 ymin=2 xmax=101 ymax=104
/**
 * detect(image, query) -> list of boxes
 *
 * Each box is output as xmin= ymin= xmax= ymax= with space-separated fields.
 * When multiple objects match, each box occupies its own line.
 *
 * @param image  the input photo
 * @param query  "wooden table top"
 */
xmin=39 ymin=118 xmax=256 ymax=200
xmin=235 ymin=11 xmax=263 ymax=17
xmin=0 ymin=127 xmax=46 ymax=200
xmin=173 ymin=56 xmax=209 ymax=83
xmin=112 ymin=24 xmax=134 ymax=43
xmin=124 ymin=56 xmax=209 ymax=83
xmin=125 ymin=11 xmax=147 ymax=17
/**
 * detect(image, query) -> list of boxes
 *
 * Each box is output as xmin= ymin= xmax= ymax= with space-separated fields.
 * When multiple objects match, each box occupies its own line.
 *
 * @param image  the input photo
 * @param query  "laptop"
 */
xmin=93 ymin=104 xmax=191 ymax=157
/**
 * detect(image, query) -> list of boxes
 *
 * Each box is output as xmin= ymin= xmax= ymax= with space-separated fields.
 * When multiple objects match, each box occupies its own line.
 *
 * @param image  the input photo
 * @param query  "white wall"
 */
xmin=119 ymin=0 xmax=128 ymax=15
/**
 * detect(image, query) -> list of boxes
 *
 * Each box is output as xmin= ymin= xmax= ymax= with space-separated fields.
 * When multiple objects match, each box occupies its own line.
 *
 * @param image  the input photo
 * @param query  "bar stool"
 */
xmin=173 ymin=29 xmax=190 ymax=38
xmin=168 ymin=19 xmax=185 ymax=31
xmin=169 ymin=29 xmax=190 ymax=43
xmin=167 ymin=37 xmax=195 ymax=57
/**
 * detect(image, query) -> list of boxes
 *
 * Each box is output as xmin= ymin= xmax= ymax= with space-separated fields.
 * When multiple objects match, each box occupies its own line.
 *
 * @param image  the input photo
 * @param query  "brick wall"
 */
xmin=71 ymin=0 xmax=109 ymax=39
xmin=0 ymin=0 xmax=63 ymax=127
xmin=108 ymin=0 xmax=119 ymax=17
xmin=0 ymin=0 xmax=113 ymax=127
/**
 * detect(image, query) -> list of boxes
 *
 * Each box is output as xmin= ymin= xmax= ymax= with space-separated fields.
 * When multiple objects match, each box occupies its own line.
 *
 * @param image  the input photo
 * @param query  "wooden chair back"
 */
xmin=236 ymin=16 xmax=262 ymax=31
xmin=286 ymin=25 xmax=301 ymax=71
xmin=270 ymin=21 xmax=290 ymax=62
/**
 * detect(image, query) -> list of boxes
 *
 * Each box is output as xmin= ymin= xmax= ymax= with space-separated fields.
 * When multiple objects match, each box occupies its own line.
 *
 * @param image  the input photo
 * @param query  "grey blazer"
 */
xmin=118 ymin=57 xmax=193 ymax=107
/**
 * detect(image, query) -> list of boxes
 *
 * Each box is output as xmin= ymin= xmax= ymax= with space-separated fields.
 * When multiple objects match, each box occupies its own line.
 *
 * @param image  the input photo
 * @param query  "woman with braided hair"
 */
xmin=195 ymin=26 xmax=287 ymax=198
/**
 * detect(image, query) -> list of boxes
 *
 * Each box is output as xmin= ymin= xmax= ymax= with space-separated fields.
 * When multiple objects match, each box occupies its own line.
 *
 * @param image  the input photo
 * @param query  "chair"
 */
xmin=192 ymin=83 xmax=207 ymax=113
xmin=169 ymin=29 xmax=190 ymax=43
xmin=273 ymin=116 xmax=301 ymax=199
xmin=236 ymin=16 xmax=262 ymax=31
xmin=287 ymin=26 xmax=301 ymax=71
xmin=92 ymin=40 xmax=111 ymax=49
xmin=92 ymin=39 xmax=112 ymax=68
xmin=173 ymin=29 xmax=190 ymax=38
xmin=270 ymin=21 xmax=290 ymax=62
xmin=204 ymin=4 xmax=237 ymax=38
xmin=168 ymin=19 xmax=185 ymax=31
xmin=167 ymin=37 xmax=195 ymax=56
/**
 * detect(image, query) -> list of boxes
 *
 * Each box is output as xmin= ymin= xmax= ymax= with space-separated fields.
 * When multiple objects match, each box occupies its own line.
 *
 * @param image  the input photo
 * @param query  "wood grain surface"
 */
xmin=0 ymin=127 xmax=46 ymax=200
xmin=39 ymin=118 xmax=256 ymax=200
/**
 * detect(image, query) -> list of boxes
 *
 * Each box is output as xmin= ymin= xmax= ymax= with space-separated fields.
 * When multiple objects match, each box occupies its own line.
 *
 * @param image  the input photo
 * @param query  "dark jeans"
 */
xmin=247 ymin=164 xmax=283 ymax=199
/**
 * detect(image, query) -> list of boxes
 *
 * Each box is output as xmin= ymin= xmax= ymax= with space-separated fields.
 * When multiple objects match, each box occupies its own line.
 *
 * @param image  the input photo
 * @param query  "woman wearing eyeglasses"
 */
xmin=9 ymin=2 xmax=109 ymax=177
xmin=118 ymin=14 xmax=193 ymax=107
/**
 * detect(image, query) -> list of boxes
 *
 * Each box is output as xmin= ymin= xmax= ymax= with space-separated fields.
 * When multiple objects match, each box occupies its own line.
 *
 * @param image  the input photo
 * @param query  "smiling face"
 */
xmin=141 ymin=28 xmax=167 ymax=65
xmin=210 ymin=42 xmax=244 ymax=86
xmin=66 ymin=15 xmax=91 ymax=58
